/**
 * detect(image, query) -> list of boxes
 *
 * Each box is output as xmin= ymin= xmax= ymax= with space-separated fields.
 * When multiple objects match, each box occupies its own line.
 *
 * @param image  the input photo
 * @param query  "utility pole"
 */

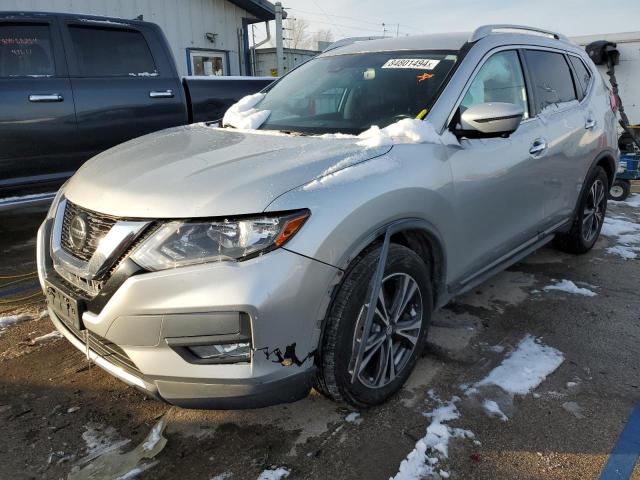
xmin=275 ymin=2 xmax=284 ymax=76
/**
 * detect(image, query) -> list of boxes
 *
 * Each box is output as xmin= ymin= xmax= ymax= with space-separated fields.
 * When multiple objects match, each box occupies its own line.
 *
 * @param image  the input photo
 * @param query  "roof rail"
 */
xmin=470 ymin=24 xmax=569 ymax=43
xmin=322 ymin=36 xmax=385 ymax=53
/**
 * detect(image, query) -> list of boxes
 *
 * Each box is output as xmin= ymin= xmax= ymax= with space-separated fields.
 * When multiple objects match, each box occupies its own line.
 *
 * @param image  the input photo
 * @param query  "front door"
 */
xmin=446 ymin=49 xmax=548 ymax=285
xmin=0 ymin=17 xmax=77 ymax=196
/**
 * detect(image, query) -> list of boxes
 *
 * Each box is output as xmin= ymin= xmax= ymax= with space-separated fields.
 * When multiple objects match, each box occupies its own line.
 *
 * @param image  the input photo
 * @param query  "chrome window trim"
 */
xmin=51 ymin=199 xmax=149 ymax=281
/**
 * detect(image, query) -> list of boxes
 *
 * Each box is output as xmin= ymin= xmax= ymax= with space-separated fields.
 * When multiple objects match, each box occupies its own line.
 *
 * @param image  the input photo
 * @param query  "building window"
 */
xmin=188 ymin=49 xmax=228 ymax=76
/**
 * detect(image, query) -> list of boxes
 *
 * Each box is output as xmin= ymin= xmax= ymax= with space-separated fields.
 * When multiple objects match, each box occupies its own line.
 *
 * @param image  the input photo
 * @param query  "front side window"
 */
xmin=524 ymin=50 xmax=577 ymax=113
xmin=0 ymin=24 xmax=55 ymax=77
xmin=257 ymin=51 xmax=459 ymax=134
xmin=69 ymin=26 xmax=157 ymax=77
xmin=460 ymin=50 xmax=529 ymax=119
xmin=568 ymin=55 xmax=592 ymax=99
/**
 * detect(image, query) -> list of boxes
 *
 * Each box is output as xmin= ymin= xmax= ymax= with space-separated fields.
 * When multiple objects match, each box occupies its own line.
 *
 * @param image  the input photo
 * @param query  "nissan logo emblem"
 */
xmin=69 ymin=215 xmax=88 ymax=250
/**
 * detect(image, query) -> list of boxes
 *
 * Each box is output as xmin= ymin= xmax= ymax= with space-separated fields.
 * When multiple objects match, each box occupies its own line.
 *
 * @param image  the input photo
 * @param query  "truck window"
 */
xmin=0 ymin=24 xmax=55 ymax=77
xmin=68 ymin=26 xmax=157 ymax=77
xmin=568 ymin=56 xmax=592 ymax=99
xmin=524 ymin=50 xmax=577 ymax=113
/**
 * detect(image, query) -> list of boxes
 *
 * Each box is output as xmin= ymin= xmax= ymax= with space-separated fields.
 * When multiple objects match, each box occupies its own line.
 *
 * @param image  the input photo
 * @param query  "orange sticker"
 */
xmin=417 ymin=72 xmax=434 ymax=83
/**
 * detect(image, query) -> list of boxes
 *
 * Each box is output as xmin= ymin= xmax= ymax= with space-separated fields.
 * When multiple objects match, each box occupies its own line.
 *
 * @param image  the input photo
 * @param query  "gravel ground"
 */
xmin=0 ymin=195 xmax=638 ymax=480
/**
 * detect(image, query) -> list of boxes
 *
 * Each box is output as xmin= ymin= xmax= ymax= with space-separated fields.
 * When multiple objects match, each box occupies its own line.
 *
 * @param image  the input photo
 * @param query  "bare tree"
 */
xmin=310 ymin=29 xmax=334 ymax=48
xmin=285 ymin=18 xmax=310 ymax=50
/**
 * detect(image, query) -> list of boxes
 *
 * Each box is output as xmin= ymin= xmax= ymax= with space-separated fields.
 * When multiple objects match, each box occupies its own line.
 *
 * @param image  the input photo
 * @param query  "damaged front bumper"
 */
xmin=37 ymin=218 xmax=340 ymax=409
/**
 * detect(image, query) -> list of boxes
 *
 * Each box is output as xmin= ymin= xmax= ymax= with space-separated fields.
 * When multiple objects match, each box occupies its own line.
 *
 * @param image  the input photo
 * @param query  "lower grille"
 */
xmin=61 ymin=321 xmax=142 ymax=377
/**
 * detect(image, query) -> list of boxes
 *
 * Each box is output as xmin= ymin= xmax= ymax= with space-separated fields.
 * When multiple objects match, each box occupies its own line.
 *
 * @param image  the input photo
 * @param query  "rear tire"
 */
xmin=555 ymin=166 xmax=608 ymax=254
xmin=314 ymin=244 xmax=432 ymax=407
xmin=609 ymin=179 xmax=631 ymax=201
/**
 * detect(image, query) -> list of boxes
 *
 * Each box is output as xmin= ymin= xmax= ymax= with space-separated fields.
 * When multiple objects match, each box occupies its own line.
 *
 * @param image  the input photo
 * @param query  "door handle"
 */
xmin=585 ymin=119 xmax=596 ymax=130
xmin=149 ymin=90 xmax=174 ymax=98
xmin=29 ymin=94 xmax=63 ymax=102
xmin=529 ymin=139 xmax=547 ymax=156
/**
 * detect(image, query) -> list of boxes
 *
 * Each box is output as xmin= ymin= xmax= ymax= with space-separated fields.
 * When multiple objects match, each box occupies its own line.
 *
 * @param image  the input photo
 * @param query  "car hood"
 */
xmin=64 ymin=124 xmax=392 ymax=218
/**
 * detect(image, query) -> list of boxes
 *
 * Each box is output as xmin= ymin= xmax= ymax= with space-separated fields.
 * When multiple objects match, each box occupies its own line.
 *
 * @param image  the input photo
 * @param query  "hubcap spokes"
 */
xmin=356 ymin=273 xmax=422 ymax=389
xmin=582 ymin=179 xmax=605 ymax=242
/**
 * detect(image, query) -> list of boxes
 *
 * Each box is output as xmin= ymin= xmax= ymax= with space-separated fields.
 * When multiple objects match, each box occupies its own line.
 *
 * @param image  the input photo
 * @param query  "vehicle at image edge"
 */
xmin=37 ymin=25 xmax=619 ymax=409
xmin=0 ymin=11 xmax=274 ymax=207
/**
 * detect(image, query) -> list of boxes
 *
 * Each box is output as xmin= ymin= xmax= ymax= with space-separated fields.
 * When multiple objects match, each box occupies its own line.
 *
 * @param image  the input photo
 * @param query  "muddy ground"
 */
xmin=0 ymin=197 xmax=639 ymax=480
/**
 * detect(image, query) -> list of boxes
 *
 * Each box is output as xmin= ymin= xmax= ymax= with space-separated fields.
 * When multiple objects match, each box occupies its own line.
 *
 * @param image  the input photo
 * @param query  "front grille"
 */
xmin=62 ymin=321 xmax=142 ymax=377
xmin=61 ymin=201 xmax=117 ymax=262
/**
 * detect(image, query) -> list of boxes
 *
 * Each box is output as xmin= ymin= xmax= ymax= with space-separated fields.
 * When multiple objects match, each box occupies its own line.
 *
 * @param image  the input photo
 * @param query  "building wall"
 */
xmin=254 ymin=47 xmax=317 ymax=77
xmin=1 ymin=0 xmax=257 ymax=76
xmin=572 ymin=33 xmax=640 ymax=123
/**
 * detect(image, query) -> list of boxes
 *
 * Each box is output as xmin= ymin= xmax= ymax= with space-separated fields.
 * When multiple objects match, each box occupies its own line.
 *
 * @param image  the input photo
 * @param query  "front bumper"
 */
xmin=37 ymin=218 xmax=340 ymax=408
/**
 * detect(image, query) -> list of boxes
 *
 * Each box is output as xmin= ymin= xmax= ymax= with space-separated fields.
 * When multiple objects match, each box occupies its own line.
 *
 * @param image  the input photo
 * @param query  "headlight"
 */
xmin=130 ymin=210 xmax=310 ymax=271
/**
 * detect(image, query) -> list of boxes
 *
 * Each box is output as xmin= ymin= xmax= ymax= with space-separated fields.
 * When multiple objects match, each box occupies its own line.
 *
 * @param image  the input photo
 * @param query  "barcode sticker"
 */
xmin=381 ymin=58 xmax=440 ymax=70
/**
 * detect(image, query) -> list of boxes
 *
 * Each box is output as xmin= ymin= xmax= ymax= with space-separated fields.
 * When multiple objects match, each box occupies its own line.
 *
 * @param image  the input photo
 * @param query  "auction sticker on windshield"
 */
xmin=381 ymin=58 xmax=440 ymax=70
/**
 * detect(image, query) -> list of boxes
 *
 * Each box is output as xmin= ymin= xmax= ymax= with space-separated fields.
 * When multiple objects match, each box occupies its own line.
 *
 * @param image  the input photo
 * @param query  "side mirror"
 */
xmin=456 ymin=102 xmax=524 ymax=138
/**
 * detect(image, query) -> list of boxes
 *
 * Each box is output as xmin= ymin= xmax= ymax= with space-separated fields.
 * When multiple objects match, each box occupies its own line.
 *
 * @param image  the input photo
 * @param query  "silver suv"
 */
xmin=38 ymin=25 xmax=618 ymax=408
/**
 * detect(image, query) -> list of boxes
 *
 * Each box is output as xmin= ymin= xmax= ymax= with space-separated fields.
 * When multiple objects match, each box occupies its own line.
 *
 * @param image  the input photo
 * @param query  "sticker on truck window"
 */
xmin=381 ymin=58 xmax=440 ymax=70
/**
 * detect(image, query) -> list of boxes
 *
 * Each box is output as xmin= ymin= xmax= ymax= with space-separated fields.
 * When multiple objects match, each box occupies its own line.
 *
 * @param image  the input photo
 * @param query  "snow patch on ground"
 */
xmin=257 ymin=467 xmax=290 ymax=480
xmin=612 ymin=193 xmax=640 ymax=208
xmin=31 ymin=331 xmax=63 ymax=344
xmin=142 ymin=419 xmax=165 ymax=452
xmin=357 ymin=119 xmax=459 ymax=148
xmin=481 ymin=399 xmax=508 ymax=421
xmin=543 ymin=279 xmax=597 ymax=297
xmin=391 ymin=394 xmax=473 ymax=480
xmin=210 ymin=473 xmax=232 ymax=480
xmin=600 ymin=216 xmax=640 ymax=259
xmin=601 ymin=216 xmax=640 ymax=236
xmin=0 ymin=314 xmax=31 ymax=329
xmin=222 ymin=93 xmax=271 ymax=130
xmin=475 ymin=335 xmax=564 ymax=395
xmin=345 ymin=412 xmax=361 ymax=424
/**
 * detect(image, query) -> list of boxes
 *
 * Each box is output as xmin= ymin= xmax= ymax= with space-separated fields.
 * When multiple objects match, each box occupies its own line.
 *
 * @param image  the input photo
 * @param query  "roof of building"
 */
xmin=228 ymin=0 xmax=277 ymax=21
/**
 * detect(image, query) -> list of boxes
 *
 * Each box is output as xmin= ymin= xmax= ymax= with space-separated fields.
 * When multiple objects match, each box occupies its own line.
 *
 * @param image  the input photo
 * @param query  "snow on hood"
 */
xmin=64 ymin=124 xmax=391 ymax=218
xmin=222 ymin=93 xmax=271 ymax=130
xmin=356 ymin=118 xmax=459 ymax=148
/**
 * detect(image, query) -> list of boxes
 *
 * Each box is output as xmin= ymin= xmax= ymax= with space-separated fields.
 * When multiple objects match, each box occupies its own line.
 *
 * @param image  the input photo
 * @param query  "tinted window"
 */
xmin=0 ymin=24 xmax=55 ymax=77
xmin=461 ymin=50 xmax=529 ymax=119
xmin=524 ymin=50 xmax=576 ymax=113
xmin=69 ymin=26 xmax=157 ymax=77
xmin=568 ymin=56 xmax=592 ymax=98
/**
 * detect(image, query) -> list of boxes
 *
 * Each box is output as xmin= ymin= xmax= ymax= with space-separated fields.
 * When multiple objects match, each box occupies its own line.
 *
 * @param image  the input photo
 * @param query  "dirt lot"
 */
xmin=0 ymin=196 xmax=639 ymax=480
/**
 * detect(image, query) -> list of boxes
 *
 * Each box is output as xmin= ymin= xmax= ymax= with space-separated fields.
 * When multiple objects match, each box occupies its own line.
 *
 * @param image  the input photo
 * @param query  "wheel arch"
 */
xmin=593 ymin=150 xmax=618 ymax=188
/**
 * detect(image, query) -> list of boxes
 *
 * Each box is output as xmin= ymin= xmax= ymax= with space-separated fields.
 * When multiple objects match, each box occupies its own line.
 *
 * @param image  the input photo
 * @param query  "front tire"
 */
xmin=609 ymin=179 xmax=631 ymax=201
xmin=555 ymin=166 xmax=608 ymax=254
xmin=315 ymin=244 xmax=432 ymax=407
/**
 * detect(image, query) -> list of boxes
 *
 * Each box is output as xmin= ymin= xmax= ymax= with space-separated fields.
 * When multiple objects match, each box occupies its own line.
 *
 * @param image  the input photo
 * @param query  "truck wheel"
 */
xmin=315 ymin=244 xmax=432 ymax=407
xmin=609 ymin=179 xmax=631 ymax=201
xmin=555 ymin=166 xmax=608 ymax=254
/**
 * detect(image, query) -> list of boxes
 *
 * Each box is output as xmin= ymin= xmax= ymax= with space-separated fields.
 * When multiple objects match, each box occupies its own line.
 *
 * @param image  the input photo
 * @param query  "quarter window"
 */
xmin=524 ymin=50 xmax=577 ymax=113
xmin=568 ymin=56 xmax=592 ymax=99
xmin=461 ymin=50 xmax=529 ymax=119
xmin=69 ymin=26 xmax=157 ymax=77
xmin=0 ymin=24 xmax=55 ymax=77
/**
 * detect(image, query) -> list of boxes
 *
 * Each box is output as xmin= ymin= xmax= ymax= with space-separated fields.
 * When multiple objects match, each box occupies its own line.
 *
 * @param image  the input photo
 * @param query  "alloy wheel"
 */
xmin=353 ymin=273 xmax=423 ymax=389
xmin=582 ymin=179 xmax=606 ymax=243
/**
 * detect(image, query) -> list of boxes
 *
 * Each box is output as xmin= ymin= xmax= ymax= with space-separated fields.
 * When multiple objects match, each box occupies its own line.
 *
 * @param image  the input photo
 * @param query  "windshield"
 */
xmin=256 ymin=51 xmax=459 ymax=135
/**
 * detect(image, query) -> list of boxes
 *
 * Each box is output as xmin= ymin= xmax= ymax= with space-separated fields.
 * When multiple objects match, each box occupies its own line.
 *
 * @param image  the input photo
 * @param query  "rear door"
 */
xmin=60 ymin=18 xmax=188 ymax=161
xmin=0 ymin=16 xmax=77 ymax=196
xmin=522 ymin=49 xmax=587 ymax=227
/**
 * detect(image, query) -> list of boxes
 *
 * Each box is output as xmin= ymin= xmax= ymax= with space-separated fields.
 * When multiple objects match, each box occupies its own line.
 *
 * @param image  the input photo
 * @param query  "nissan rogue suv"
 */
xmin=37 ymin=25 xmax=618 ymax=409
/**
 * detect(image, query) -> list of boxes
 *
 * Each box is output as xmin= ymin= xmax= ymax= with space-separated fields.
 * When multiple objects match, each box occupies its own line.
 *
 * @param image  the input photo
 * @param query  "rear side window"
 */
xmin=568 ymin=56 xmax=592 ymax=99
xmin=69 ymin=26 xmax=157 ymax=77
xmin=0 ymin=24 xmax=55 ymax=77
xmin=524 ymin=50 xmax=577 ymax=113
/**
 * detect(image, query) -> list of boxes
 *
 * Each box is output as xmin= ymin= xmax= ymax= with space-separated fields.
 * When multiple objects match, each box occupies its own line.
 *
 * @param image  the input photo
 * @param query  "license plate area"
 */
xmin=45 ymin=282 xmax=85 ymax=331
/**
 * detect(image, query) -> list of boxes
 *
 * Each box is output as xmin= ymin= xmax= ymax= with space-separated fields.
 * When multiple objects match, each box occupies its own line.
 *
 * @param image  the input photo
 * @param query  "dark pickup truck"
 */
xmin=0 ymin=11 xmax=275 ymax=209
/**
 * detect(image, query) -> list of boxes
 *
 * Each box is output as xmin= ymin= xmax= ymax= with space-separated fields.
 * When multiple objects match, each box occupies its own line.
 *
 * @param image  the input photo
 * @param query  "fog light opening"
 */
xmin=187 ymin=342 xmax=251 ymax=362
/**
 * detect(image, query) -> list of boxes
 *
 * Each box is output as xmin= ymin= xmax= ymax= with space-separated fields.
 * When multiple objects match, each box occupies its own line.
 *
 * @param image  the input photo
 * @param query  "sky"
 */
xmin=258 ymin=0 xmax=640 ymax=45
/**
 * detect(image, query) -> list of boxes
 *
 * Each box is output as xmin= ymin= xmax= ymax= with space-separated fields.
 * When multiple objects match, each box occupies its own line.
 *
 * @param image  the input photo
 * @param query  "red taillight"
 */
xmin=609 ymin=92 xmax=619 ymax=112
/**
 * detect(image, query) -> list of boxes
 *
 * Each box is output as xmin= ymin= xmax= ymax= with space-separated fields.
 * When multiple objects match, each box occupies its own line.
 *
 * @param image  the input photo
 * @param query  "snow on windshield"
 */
xmin=222 ymin=93 xmax=271 ymax=130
